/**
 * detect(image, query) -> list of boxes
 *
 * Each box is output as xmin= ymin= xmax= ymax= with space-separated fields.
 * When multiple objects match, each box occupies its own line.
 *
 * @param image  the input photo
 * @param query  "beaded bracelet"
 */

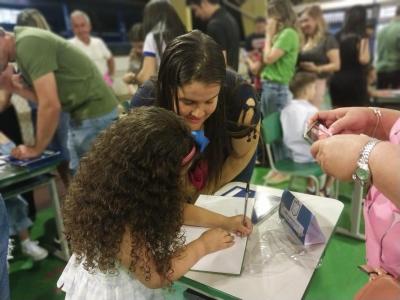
xmin=368 ymin=107 xmax=382 ymax=138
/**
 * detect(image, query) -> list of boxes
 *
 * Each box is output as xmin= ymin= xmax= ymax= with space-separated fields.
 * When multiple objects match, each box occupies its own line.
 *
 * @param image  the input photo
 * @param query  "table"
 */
xmin=371 ymin=90 xmax=400 ymax=109
xmin=182 ymin=183 xmax=344 ymax=300
xmin=0 ymin=158 xmax=70 ymax=261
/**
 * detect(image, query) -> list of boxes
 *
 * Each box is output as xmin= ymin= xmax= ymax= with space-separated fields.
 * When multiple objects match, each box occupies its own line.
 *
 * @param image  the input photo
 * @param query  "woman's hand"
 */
xmin=199 ymin=228 xmax=235 ymax=254
xmin=309 ymin=107 xmax=376 ymax=135
xmin=300 ymin=62 xmax=318 ymax=73
xmin=222 ymin=215 xmax=253 ymax=237
xmin=266 ymin=18 xmax=278 ymax=38
xmin=311 ymin=134 xmax=370 ymax=180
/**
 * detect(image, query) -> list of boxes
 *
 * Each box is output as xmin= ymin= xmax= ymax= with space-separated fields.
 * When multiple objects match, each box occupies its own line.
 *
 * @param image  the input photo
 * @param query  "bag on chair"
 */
xmin=354 ymin=265 xmax=400 ymax=300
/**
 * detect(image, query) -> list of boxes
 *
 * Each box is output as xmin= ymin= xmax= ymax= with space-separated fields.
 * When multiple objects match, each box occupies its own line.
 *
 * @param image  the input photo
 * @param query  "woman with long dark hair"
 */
xmin=330 ymin=5 xmax=370 ymax=108
xmin=132 ymin=0 xmax=186 ymax=84
xmin=131 ymin=30 xmax=260 ymax=202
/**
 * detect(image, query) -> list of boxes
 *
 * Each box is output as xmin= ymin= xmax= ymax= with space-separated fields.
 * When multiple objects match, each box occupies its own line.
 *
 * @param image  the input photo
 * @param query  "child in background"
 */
xmin=123 ymin=23 xmax=144 ymax=86
xmin=57 ymin=107 xmax=252 ymax=300
xmin=281 ymin=72 xmax=334 ymax=196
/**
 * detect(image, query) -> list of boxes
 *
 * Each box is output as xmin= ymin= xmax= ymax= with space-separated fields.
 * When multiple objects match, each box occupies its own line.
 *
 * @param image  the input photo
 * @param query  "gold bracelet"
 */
xmin=368 ymin=107 xmax=382 ymax=138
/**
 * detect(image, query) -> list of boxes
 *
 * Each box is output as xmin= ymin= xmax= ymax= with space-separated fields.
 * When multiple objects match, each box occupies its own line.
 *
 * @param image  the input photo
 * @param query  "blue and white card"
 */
xmin=279 ymin=190 xmax=325 ymax=246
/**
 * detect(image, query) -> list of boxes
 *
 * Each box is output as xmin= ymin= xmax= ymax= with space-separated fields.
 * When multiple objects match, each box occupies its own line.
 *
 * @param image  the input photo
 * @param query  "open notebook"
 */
xmin=181 ymin=194 xmax=255 ymax=275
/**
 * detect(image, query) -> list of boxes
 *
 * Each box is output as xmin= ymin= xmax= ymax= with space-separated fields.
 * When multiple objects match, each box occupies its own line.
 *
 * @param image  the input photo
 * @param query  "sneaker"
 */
xmin=263 ymin=170 xmax=290 ymax=185
xmin=21 ymin=239 xmax=48 ymax=261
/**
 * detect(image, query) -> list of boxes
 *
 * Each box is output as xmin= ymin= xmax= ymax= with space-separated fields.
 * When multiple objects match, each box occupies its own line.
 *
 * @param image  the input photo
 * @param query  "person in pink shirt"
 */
xmin=309 ymin=106 xmax=400 ymax=278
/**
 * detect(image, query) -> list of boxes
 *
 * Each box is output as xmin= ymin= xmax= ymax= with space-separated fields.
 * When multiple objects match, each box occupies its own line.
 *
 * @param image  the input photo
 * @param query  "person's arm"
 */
xmin=245 ymin=56 xmax=262 ymax=75
xmin=218 ymin=96 xmax=260 ymax=186
xmin=368 ymin=141 xmax=400 ymax=206
xmin=309 ymin=107 xmax=400 ymax=140
xmin=358 ymin=37 xmax=370 ymax=65
xmin=319 ymin=48 xmax=340 ymax=73
xmin=263 ymin=19 xmax=285 ymax=65
xmin=135 ymin=56 xmax=157 ymax=84
xmin=118 ymin=226 xmax=235 ymax=288
xmin=107 ymin=56 xmax=115 ymax=77
xmin=183 ymin=203 xmax=252 ymax=235
xmin=11 ymin=72 xmax=60 ymax=159
xmin=310 ymin=134 xmax=400 ymax=207
xmin=0 ymin=89 xmax=11 ymax=112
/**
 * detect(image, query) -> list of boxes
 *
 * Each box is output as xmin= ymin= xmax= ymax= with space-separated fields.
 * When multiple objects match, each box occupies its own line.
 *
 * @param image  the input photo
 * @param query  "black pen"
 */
xmin=243 ymin=182 xmax=250 ymax=225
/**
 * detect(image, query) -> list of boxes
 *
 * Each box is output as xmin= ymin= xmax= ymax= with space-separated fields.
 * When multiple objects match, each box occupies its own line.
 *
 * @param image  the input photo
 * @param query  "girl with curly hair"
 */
xmin=57 ymin=106 xmax=252 ymax=300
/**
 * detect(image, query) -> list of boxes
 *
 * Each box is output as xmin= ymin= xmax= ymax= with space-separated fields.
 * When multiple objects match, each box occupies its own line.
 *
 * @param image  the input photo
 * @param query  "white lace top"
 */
xmin=57 ymin=254 xmax=164 ymax=300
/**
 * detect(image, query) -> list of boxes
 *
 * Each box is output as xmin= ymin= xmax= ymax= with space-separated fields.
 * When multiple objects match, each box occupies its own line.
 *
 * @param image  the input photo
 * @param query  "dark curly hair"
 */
xmin=63 ymin=106 xmax=195 ymax=281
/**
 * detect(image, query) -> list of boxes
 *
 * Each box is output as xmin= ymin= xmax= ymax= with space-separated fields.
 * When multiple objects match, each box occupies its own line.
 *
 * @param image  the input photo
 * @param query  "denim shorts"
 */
xmin=68 ymin=108 xmax=118 ymax=172
xmin=0 ymin=197 xmax=10 ymax=300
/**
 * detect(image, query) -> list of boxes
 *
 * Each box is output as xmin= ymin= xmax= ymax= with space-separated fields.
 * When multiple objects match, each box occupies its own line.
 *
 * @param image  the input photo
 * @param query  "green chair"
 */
xmin=262 ymin=111 xmax=332 ymax=195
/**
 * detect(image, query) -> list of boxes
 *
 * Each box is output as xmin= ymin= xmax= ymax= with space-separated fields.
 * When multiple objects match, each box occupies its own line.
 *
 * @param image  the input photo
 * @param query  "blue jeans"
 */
xmin=68 ymin=108 xmax=118 ymax=172
xmin=31 ymin=108 xmax=71 ymax=162
xmin=260 ymin=81 xmax=291 ymax=117
xmin=4 ymin=196 xmax=32 ymax=236
xmin=0 ymin=197 xmax=10 ymax=300
xmin=261 ymin=81 xmax=291 ymax=161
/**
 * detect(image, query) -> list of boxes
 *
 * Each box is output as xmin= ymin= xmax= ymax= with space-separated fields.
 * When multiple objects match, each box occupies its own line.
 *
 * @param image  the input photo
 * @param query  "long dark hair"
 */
xmin=64 ymin=107 xmax=195 ymax=280
xmin=342 ymin=5 xmax=367 ymax=37
xmin=156 ymin=30 xmax=227 ymax=187
xmin=142 ymin=0 xmax=186 ymax=57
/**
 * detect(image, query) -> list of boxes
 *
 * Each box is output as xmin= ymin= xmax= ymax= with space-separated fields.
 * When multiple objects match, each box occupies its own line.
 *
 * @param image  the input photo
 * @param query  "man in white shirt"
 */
xmin=69 ymin=10 xmax=115 ymax=86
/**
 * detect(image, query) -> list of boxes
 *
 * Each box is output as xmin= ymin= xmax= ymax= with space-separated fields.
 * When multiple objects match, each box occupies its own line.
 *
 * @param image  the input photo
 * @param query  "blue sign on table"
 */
xmin=279 ymin=190 xmax=325 ymax=245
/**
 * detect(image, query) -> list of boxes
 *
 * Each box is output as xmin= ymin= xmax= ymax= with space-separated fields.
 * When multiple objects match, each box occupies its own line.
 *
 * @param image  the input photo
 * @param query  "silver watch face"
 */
xmin=356 ymin=167 xmax=370 ymax=182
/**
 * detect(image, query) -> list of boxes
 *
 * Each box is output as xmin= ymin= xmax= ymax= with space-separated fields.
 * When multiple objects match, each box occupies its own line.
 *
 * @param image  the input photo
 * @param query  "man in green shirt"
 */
xmin=376 ymin=5 xmax=400 ymax=89
xmin=0 ymin=26 xmax=118 ymax=171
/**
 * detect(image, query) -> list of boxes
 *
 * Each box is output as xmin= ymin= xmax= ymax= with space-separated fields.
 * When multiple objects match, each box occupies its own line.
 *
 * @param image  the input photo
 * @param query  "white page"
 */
xmin=182 ymin=195 xmax=255 ymax=275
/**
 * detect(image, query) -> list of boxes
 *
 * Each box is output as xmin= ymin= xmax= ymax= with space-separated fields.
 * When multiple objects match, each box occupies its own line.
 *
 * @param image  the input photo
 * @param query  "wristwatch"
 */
xmin=352 ymin=138 xmax=381 ymax=186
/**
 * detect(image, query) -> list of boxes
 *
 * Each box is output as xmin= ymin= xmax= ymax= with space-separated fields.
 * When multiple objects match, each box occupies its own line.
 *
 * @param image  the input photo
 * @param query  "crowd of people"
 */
xmin=0 ymin=0 xmax=400 ymax=299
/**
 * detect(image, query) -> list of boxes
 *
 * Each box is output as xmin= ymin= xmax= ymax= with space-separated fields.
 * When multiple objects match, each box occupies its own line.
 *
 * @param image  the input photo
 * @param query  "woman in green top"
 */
xmin=260 ymin=0 xmax=300 ymax=183
xmin=261 ymin=0 xmax=300 ymax=117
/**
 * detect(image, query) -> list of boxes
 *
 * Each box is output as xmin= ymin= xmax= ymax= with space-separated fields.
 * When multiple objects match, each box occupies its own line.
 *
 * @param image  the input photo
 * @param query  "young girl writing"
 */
xmin=57 ymin=106 xmax=252 ymax=299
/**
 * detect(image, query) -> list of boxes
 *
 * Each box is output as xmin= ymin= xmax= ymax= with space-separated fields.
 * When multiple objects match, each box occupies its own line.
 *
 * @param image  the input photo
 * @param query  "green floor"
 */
xmin=9 ymin=166 xmax=368 ymax=300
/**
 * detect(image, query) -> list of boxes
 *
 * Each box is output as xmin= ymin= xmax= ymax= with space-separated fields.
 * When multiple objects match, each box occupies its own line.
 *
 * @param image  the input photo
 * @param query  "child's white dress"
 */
xmin=57 ymin=254 xmax=164 ymax=300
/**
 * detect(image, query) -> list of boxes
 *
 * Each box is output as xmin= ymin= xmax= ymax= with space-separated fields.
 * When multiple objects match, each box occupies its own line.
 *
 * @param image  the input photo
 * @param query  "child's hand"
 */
xmin=224 ymin=216 xmax=253 ymax=237
xmin=199 ymin=228 xmax=235 ymax=254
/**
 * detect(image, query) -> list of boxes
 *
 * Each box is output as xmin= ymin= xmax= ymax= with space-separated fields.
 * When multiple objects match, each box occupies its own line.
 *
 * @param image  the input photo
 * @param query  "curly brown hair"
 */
xmin=63 ymin=106 xmax=195 ymax=281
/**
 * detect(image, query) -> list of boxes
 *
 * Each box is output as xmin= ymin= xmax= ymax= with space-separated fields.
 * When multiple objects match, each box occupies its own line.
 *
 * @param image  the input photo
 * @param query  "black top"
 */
xmin=129 ymin=70 xmax=260 ymax=136
xmin=298 ymin=34 xmax=339 ymax=79
xmin=207 ymin=8 xmax=240 ymax=71
xmin=330 ymin=32 xmax=368 ymax=107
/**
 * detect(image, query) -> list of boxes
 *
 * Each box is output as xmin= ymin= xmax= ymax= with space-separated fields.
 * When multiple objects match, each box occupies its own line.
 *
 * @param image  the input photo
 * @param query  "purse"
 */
xmin=354 ymin=265 xmax=400 ymax=300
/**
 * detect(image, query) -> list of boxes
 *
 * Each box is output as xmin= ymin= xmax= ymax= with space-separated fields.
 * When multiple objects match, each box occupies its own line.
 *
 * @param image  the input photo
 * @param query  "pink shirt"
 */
xmin=364 ymin=118 xmax=400 ymax=278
